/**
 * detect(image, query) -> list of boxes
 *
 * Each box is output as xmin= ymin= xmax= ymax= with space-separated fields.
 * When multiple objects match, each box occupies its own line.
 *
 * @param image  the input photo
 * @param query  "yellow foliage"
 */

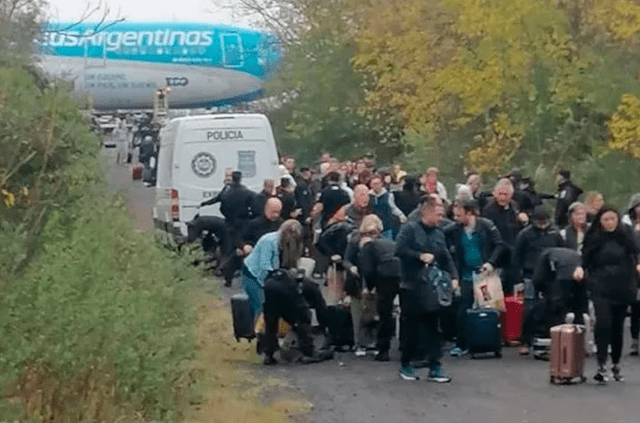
xmin=354 ymin=0 xmax=582 ymax=132
xmin=2 ymin=188 xmax=15 ymax=207
xmin=468 ymin=114 xmax=525 ymax=174
xmin=608 ymin=93 xmax=640 ymax=159
xmin=592 ymin=0 xmax=640 ymax=41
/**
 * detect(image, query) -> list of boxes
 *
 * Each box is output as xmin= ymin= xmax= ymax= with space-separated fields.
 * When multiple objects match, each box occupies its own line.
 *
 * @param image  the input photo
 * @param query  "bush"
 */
xmin=0 ymin=186 xmax=199 ymax=422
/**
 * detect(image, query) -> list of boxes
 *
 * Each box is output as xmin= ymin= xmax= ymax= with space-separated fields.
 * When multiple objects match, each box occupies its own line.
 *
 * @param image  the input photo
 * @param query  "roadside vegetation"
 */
xmin=0 ymin=55 xmax=198 ymax=420
xmin=0 ymin=6 xmax=308 ymax=423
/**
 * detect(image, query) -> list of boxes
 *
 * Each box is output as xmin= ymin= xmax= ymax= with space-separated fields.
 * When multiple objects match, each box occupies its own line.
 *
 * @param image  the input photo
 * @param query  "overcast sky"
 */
xmin=46 ymin=0 xmax=249 ymax=25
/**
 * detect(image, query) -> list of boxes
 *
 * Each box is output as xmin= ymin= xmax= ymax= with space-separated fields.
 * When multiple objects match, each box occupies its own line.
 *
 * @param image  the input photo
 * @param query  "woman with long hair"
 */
xmin=241 ymin=219 xmax=304 ymax=323
xmin=574 ymin=206 xmax=640 ymax=384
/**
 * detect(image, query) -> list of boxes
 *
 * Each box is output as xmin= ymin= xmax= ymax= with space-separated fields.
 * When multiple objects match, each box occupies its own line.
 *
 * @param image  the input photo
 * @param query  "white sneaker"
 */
xmin=354 ymin=347 xmax=366 ymax=357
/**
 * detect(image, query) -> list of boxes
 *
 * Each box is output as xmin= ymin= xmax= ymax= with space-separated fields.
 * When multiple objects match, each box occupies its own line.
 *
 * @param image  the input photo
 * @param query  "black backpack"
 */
xmin=371 ymin=238 xmax=401 ymax=279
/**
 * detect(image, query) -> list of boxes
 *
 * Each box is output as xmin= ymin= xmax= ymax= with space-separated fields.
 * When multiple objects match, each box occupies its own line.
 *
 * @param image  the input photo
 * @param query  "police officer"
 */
xmin=216 ymin=171 xmax=257 ymax=286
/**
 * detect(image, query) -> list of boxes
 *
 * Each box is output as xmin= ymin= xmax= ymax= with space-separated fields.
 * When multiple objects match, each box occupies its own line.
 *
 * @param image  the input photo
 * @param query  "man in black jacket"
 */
xmin=482 ymin=178 xmax=527 ymax=293
xmin=295 ymin=168 xmax=315 ymax=222
xmin=514 ymin=205 xmax=565 ymax=354
xmin=396 ymin=194 xmax=459 ymax=382
xmin=243 ymin=197 xmax=284 ymax=248
xmin=295 ymin=168 xmax=316 ymax=256
xmin=277 ymin=177 xmax=298 ymax=220
xmin=216 ymin=171 xmax=257 ymax=286
xmin=318 ymin=171 xmax=351 ymax=230
xmin=253 ymin=179 xmax=275 ymax=218
xmin=219 ymin=171 xmax=256 ymax=222
xmin=531 ymin=247 xmax=586 ymax=330
xmin=393 ymin=174 xmax=422 ymax=217
xmin=555 ymin=170 xmax=583 ymax=228
xmin=446 ymin=199 xmax=505 ymax=356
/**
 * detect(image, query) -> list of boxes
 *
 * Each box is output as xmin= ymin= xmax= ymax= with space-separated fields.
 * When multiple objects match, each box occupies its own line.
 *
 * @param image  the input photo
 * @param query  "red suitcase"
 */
xmin=549 ymin=324 xmax=586 ymax=384
xmin=132 ymin=164 xmax=143 ymax=180
xmin=500 ymin=295 xmax=524 ymax=345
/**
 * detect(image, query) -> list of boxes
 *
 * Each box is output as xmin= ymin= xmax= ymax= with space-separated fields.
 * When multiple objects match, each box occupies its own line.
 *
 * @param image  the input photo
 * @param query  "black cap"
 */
xmin=532 ymin=205 xmax=550 ymax=221
xmin=231 ymin=171 xmax=242 ymax=183
xmin=559 ymin=170 xmax=571 ymax=180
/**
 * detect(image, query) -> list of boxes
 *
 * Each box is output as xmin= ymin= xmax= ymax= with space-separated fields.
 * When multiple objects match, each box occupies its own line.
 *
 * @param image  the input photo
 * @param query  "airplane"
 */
xmin=36 ymin=21 xmax=282 ymax=110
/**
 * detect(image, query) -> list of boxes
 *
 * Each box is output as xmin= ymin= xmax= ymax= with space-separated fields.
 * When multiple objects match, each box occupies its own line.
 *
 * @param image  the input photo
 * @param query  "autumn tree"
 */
xmin=226 ymin=0 xmax=404 ymax=163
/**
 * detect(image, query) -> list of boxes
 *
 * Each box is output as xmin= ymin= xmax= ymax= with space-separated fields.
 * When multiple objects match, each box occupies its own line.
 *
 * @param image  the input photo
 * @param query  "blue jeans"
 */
xmin=241 ymin=265 xmax=264 ymax=324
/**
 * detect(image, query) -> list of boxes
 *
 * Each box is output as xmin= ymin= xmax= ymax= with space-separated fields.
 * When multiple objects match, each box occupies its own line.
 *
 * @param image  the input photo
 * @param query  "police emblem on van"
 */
xmin=191 ymin=152 xmax=216 ymax=178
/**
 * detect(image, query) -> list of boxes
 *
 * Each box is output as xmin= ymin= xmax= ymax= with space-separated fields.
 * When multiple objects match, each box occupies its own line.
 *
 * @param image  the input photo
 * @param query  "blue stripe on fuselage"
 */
xmin=39 ymin=22 xmax=281 ymax=79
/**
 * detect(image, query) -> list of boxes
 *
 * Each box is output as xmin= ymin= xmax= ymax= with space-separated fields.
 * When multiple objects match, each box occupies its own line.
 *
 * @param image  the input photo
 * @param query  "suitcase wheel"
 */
xmin=580 ymin=375 xmax=587 ymax=383
xmin=495 ymin=350 xmax=502 ymax=358
xmin=236 ymin=336 xmax=240 ymax=342
xmin=470 ymin=353 xmax=476 ymax=359
xmin=550 ymin=375 xmax=555 ymax=384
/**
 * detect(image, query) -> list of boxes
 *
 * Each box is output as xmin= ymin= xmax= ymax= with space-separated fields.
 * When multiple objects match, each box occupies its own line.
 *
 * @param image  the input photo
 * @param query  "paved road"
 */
xmin=104 ymin=146 xmax=640 ymax=423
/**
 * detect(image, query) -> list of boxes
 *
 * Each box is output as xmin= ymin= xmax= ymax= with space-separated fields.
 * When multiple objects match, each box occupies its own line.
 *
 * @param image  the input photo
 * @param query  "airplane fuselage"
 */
xmin=37 ymin=22 xmax=281 ymax=109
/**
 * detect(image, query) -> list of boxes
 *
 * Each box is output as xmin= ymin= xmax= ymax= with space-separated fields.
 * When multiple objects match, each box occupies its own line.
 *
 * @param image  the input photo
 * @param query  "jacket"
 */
xmin=514 ymin=225 xmax=565 ymax=280
xmin=220 ymin=182 xmax=256 ymax=221
xmin=555 ymin=181 xmax=583 ymax=227
xmin=294 ymin=178 xmax=315 ymax=218
xmin=583 ymin=229 xmax=639 ymax=304
xmin=370 ymin=189 xmax=404 ymax=231
xmin=444 ymin=217 xmax=505 ymax=278
xmin=359 ymin=237 xmax=400 ymax=290
xmin=242 ymin=216 xmax=283 ymax=246
xmin=252 ymin=190 xmax=272 ymax=217
xmin=396 ymin=221 xmax=458 ymax=313
xmin=243 ymin=232 xmax=280 ymax=286
xmin=532 ymin=247 xmax=588 ymax=320
xmin=482 ymin=200 xmax=520 ymax=247
xmin=346 ymin=203 xmax=374 ymax=229
xmin=316 ymin=221 xmax=356 ymax=258
xmin=393 ymin=189 xmax=421 ymax=217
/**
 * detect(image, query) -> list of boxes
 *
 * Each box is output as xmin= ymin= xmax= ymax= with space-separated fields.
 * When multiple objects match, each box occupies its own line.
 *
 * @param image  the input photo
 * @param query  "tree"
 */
xmin=225 ymin=0 xmax=404 ymax=164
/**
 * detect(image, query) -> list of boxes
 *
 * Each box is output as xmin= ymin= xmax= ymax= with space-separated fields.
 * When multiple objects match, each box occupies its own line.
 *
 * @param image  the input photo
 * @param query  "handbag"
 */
xmin=473 ymin=270 xmax=505 ymax=311
xmin=419 ymin=263 xmax=453 ymax=312
xmin=326 ymin=262 xmax=346 ymax=302
xmin=360 ymin=291 xmax=378 ymax=325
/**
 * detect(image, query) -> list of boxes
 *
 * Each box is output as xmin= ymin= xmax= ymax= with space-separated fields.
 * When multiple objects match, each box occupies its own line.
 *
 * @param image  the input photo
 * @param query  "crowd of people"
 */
xmin=188 ymin=153 xmax=640 ymax=385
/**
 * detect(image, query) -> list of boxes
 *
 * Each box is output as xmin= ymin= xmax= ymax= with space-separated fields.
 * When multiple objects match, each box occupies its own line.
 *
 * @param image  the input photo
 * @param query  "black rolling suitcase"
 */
xmin=231 ymin=293 xmax=255 ymax=341
xmin=326 ymin=305 xmax=354 ymax=351
xmin=466 ymin=308 xmax=502 ymax=358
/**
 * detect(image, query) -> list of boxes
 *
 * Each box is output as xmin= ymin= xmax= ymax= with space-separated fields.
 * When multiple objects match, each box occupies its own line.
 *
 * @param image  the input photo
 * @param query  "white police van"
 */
xmin=153 ymin=113 xmax=280 ymax=243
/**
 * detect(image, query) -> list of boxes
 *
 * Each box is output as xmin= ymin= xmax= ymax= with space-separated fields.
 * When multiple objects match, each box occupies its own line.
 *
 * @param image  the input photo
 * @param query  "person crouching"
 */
xmin=260 ymin=219 xmax=332 ymax=365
